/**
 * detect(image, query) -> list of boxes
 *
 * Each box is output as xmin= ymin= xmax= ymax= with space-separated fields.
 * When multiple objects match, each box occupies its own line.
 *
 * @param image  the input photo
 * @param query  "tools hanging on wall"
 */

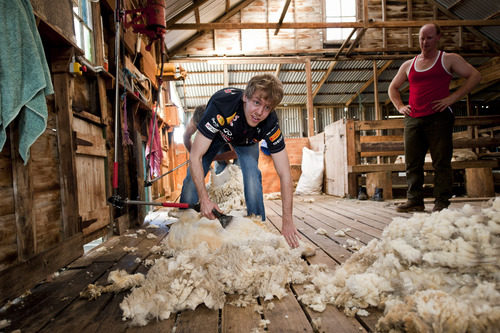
xmin=123 ymin=0 xmax=166 ymax=51
xmin=109 ymin=0 xmax=169 ymax=212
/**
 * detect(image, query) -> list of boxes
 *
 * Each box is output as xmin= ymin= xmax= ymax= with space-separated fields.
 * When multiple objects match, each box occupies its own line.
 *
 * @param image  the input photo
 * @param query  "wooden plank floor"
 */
xmin=0 ymin=196 xmax=490 ymax=332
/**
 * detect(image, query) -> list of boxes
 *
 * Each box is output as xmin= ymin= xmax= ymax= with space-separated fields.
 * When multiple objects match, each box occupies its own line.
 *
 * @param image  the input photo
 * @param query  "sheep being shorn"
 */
xmin=299 ymin=198 xmax=500 ymax=332
xmin=206 ymin=164 xmax=246 ymax=213
xmin=119 ymin=210 xmax=315 ymax=326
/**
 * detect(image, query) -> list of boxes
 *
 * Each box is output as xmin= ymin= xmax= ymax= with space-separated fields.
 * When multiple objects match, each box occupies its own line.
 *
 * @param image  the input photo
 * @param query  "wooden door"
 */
xmin=73 ymin=117 xmax=110 ymax=237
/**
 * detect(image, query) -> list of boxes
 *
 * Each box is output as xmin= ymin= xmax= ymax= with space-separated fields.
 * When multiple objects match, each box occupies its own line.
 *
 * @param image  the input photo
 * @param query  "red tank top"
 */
xmin=408 ymin=51 xmax=452 ymax=117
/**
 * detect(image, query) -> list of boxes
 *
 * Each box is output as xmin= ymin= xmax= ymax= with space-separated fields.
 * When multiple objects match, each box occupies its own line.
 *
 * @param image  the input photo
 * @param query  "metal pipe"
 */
xmin=113 ymin=3 xmax=121 ymax=193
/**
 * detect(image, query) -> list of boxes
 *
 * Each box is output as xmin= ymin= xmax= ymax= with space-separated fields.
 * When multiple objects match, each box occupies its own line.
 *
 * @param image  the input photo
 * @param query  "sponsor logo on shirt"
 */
xmin=222 ymin=128 xmax=232 ymax=136
xmin=205 ymin=122 xmax=218 ymax=133
xmin=217 ymin=114 xmax=225 ymax=126
xmin=269 ymin=128 xmax=281 ymax=142
xmin=211 ymin=117 xmax=219 ymax=128
xmin=221 ymin=132 xmax=231 ymax=142
xmin=224 ymin=88 xmax=235 ymax=94
xmin=226 ymin=112 xmax=237 ymax=125
xmin=272 ymin=136 xmax=283 ymax=146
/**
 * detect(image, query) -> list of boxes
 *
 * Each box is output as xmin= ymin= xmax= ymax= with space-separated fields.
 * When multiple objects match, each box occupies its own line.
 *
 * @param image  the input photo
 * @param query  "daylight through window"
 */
xmin=325 ymin=0 xmax=357 ymax=42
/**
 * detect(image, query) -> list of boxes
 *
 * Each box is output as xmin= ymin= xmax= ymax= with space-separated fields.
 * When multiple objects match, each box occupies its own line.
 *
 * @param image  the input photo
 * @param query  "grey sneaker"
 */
xmin=396 ymin=201 xmax=425 ymax=213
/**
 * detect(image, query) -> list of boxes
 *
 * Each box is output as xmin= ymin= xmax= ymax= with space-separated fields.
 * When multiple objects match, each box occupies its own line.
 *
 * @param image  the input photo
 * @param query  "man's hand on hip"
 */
xmin=398 ymin=105 xmax=411 ymax=116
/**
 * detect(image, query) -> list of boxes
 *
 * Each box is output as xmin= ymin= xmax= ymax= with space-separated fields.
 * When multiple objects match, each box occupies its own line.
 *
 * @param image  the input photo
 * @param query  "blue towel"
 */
xmin=0 ymin=0 xmax=54 ymax=164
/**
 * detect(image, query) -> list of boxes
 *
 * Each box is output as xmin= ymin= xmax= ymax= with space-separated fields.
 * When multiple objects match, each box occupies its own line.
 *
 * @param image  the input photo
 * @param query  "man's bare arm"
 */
xmin=189 ymin=133 xmax=220 ymax=219
xmin=183 ymin=119 xmax=197 ymax=152
xmin=432 ymin=53 xmax=481 ymax=112
xmin=271 ymin=148 xmax=300 ymax=248
xmin=388 ymin=60 xmax=412 ymax=115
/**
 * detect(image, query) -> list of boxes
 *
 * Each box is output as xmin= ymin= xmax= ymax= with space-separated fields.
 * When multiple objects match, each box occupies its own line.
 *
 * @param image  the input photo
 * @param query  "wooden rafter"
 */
xmin=448 ymin=0 xmax=465 ymax=11
xmin=171 ymin=49 xmax=497 ymax=61
xmin=167 ymin=19 xmax=500 ymax=30
xmin=333 ymin=28 xmax=357 ymax=60
xmin=168 ymin=0 xmax=259 ymax=57
xmin=345 ymin=28 xmax=367 ymax=56
xmin=312 ymin=61 xmax=337 ymax=99
xmin=195 ymin=8 xmax=200 ymax=25
xmin=275 ymin=63 xmax=281 ymax=77
xmin=407 ymin=0 xmax=413 ymax=47
xmin=166 ymin=0 xmax=212 ymax=27
xmin=345 ymin=60 xmax=393 ymax=106
xmin=427 ymin=0 xmax=500 ymax=53
xmin=485 ymin=11 xmax=500 ymax=20
xmin=274 ymin=0 xmax=292 ymax=36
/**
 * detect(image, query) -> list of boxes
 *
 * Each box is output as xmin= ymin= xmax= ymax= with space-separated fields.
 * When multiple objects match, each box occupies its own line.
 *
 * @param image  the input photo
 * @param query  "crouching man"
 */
xmin=180 ymin=74 xmax=300 ymax=248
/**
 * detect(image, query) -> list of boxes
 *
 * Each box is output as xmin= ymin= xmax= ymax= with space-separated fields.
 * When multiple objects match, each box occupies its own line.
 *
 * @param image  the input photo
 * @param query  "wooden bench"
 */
xmin=344 ymin=116 xmax=500 ymax=199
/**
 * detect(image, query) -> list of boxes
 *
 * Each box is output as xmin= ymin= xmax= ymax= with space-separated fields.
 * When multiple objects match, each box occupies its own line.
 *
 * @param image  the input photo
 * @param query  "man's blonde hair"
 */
xmin=244 ymin=74 xmax=284 ymax=108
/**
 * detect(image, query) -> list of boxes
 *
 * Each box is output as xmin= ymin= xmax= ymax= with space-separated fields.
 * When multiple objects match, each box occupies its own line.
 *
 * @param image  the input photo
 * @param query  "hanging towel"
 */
xmin=145 ymin=109 xmax=163 ymax=178
xmin=0 ymin=0 xmax=54 ymax=164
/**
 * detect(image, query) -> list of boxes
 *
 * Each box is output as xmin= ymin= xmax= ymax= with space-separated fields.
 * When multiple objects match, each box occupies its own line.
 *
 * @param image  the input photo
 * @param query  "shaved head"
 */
xmin=420 ymin=23 xmax=441 ymax=36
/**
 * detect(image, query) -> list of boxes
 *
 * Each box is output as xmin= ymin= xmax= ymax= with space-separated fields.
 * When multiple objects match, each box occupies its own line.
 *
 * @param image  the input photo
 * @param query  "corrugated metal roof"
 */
xmin=328 ymin=70 xmax=374 ymax=82
xmin=450 ymin=0 xmax=500 ymax=20
xmin=435 ymin=0 xmax=500 ymax=44
xmin=230 ymin=63 xmax=278 ymax=71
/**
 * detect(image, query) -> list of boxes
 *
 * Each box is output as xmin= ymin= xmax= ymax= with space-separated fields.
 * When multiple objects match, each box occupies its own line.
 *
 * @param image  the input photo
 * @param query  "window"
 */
xmin=325 ymin=0 xmax=357 ymax=42
xmin=73 ymin=0 xmax=94 ymax=62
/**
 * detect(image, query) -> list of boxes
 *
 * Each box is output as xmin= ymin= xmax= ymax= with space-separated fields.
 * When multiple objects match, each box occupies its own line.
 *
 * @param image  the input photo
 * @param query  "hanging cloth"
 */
xmin=0 ymin=0 xmax=54 ymax=164
xmin=121 ymin=93 xmax=133 ymax=145
xmin=145 ymin=105 xmax=162 ymax=178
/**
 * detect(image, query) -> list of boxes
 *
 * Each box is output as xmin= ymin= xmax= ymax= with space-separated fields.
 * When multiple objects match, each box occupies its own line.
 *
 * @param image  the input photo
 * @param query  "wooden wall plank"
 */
xmin=52 ymin=48 xmax=80 ymax=238
xmin=9 ymin=123 xmax=35 ymax=260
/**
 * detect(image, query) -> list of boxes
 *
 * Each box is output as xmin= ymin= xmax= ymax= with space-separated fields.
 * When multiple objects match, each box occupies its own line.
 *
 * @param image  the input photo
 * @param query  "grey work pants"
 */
xmin=404 ymin=110 xmax=455 ymax=205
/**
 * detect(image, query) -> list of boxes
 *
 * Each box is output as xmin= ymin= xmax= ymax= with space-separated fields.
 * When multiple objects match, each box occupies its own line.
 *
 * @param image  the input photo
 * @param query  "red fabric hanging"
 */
xmin=145 ymin=106 xmax=163 ymax=178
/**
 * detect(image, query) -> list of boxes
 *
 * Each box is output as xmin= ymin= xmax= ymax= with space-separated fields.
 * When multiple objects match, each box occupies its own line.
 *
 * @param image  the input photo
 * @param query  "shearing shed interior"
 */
xmin=0 ymin=0 xmax=499 ymax=332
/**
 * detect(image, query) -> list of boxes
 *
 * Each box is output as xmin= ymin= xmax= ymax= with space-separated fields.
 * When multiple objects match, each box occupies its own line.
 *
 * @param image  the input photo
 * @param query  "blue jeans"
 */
xmin=180 ymin=137 xmax=266 ymax=220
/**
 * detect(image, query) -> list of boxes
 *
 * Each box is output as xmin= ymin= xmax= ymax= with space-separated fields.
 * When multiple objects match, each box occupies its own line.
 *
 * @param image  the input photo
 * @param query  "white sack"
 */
xmin=295 ymin=147 xmax=324 ymax=195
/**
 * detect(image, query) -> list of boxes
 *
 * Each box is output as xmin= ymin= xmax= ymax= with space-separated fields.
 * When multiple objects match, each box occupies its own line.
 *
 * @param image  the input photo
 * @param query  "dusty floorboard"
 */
xmin=0 ymin=195 xmax=491 ymax=332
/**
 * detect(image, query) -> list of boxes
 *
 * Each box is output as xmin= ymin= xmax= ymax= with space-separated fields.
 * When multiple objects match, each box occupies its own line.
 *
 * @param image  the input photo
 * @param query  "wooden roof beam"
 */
xmin=275 ymin=63 xmax=281 ymax=77
xmin=274 ymin=0 xmax=292 ymax=36
xmin=168 ymin=0 xmax=258 ymax=57
xmin=426 ymin=0 xmax=500 ymax=53
xmin=166 ymin=0 xmax=212 ymax=27
xmin=447 ymin=0 xmax=465 ymax=11
xmin=345 ymin=28 xmax=367 ymax=57
xmin=333 ymin=28 xmax=357 ymax=60
xmin=168 ymin=19 xmax=500 ymax=30
xmin=346 ymin=60 xmax=393 ymax=106
xmin=312 ymin=61 xmax=337 ymax=99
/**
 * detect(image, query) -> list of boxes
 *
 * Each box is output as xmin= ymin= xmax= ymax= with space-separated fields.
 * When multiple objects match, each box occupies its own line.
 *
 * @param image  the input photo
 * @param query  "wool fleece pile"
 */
xmin=117 ymin=199 xmax=499 ymax=331
xmin=299 ymin=198 xmax=500 ymax=332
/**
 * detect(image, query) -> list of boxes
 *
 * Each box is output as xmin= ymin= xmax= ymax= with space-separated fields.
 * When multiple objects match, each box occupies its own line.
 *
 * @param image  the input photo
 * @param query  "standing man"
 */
xmin=389 ymin=23 xmax=481 ymax=213
xmin=180 ymin=74 xmax=300 ymax=248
